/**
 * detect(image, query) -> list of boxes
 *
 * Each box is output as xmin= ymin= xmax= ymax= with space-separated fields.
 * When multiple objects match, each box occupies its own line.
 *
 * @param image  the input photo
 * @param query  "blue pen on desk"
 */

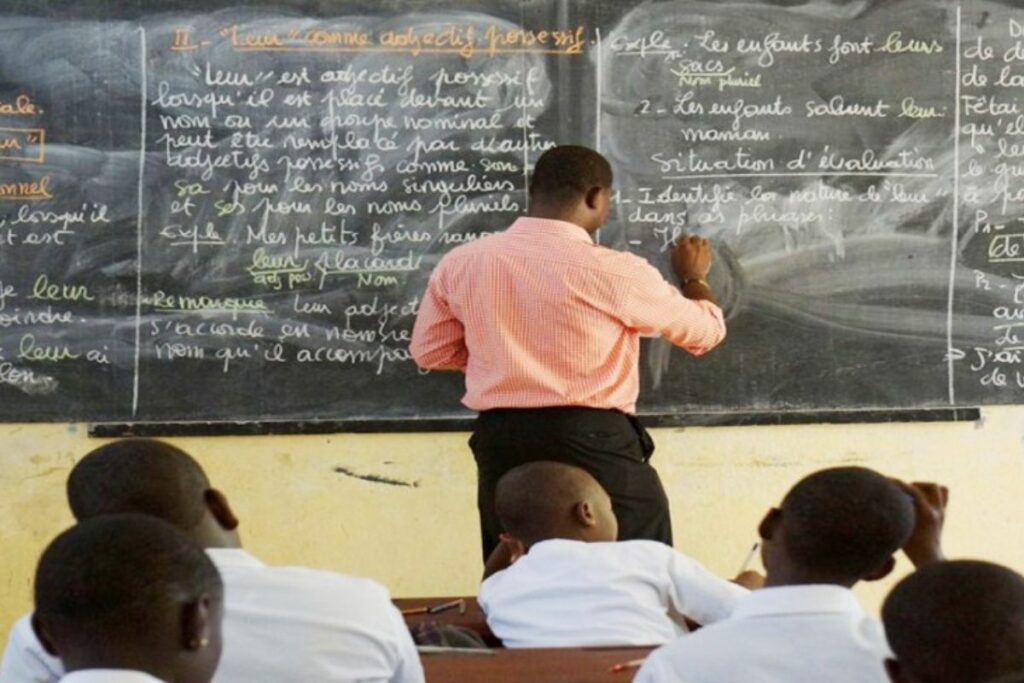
xmin=738 ymin=542 xmax=760 ymax=574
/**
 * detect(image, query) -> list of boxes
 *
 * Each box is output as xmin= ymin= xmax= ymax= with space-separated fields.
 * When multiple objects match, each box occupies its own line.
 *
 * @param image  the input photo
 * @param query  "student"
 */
xmin=411 ymin=144 xmax=726 ymax=560
xmin=883 ymin=560 xmax=1024 ymax=683
xmin=0 ymin=439 xmax=423 ymax=683
xmin=635 ymin=467 xmax=947 ymax=683
xmin=32 ymin=514 xmax=223 ymax=683
xmin=477 ymin=461 xmax=749 ymax=648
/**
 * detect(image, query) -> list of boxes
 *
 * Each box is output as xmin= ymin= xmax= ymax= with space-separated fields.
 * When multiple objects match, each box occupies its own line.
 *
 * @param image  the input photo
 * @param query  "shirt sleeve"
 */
xmin=663 ymin=549 xmax=748 ymax=627
xmin=633 ymin=644 xmax=687 ymax=683
xmin=0 ymin=614 xmax=63 ymax=683
xmin=384 ymin=604 xmax=425 ymax=683
xmin=476 ymin=571 xmax=502 ymax=617
xmin=617 ymin=258 xmax=726 ymax=355
xmin=409 ymin=264 xmax=468 ymax=371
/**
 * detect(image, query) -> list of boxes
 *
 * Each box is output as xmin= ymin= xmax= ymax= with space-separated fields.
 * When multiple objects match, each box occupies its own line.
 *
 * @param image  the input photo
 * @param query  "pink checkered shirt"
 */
xmin=410 ymin=217 xmax=726 ymax=414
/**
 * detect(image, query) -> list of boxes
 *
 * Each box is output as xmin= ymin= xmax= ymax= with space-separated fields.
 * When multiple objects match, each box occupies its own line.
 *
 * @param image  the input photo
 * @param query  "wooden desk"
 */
xmin=421 ymin=645 xmax=654 ymax=683
xmin=394 ymin=596 xmax=497 ymax=644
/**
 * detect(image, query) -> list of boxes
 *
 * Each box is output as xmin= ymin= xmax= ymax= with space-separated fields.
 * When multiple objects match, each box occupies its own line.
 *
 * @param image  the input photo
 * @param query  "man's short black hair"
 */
xmin=495 ymin=461 xmax=603 ymax=545
xmin=67 ymin=439 xmax=210 ymax=529
xmin=529 ymin=145 xmax=613 ymax=206
xmin=34 ymin=514 xmax=222 ymax=647
xmin=883 ymin=560 xmax=1024 ymax=683
xmin=779 ymin=467 xmax=914 ymax=580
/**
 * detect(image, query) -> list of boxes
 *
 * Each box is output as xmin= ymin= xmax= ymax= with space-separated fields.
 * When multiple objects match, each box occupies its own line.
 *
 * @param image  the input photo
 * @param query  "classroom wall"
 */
xmin=3 ymin=407 xmax=1023 ymax=642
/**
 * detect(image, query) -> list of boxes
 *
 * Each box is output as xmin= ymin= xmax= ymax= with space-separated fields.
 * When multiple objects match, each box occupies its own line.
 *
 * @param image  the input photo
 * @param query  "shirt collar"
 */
xmin=61 ymin=671 xmax=166 ymax=683
xmin=731 ymin=584 xmax=866 ymax=620
xmin=205 ymin=548 xmax=266 ymax=568
xmin=507 ymin=217 xmax=594 ymax=244
xmin=526 ymin=538 xmax=585 ymax=554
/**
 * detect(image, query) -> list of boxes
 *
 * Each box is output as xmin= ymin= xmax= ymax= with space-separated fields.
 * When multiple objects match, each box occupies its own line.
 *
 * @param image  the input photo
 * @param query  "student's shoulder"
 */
xmin=636 ymin=636 xmax=709 ymax=682
xmin=2 ymin=612 xmax=47 ymax=655
xmin=257 ymin=563 xmax=395 ymax=609
xmin=858 ymin=614 xmax=891 ymax=656
xmin=0 ymin=611 xmax=64 ymax=681
xmin=273 ymin=563 xmax=391 ymax=592
xmin=606 ymin=541 xmax=719 ymax=580
xmin=5 ymin=612 xmax=34 ymax=643
xmin=611 ymin=539 xmax=683 ymax=561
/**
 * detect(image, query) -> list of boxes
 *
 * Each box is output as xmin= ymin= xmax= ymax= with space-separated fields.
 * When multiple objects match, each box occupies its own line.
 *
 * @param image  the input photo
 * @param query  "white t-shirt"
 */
xmin=635 ymin=584 xmax=891 ymax=683
xmin=477 ymin=539 xmax=746 ymax=648
xmin=0 ymin=549 xmax=423 ymax=683
xmin=60 ymin=671 xmax=164 ymax=683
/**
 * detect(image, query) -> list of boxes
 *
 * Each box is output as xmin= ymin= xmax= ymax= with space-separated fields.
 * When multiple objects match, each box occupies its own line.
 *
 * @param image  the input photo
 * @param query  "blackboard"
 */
xmin=0 ymin=0 xmax=1016 ymax=424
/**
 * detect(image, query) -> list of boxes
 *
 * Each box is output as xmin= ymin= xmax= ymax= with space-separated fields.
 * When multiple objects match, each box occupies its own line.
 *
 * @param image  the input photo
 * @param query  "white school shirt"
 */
xmin=0 ymin=549 xmax=424 ymax=683
xmin=60 ymin=672 xmax=164 ymax=683
xmin=477 ymin=539 xmax=746 ymax=648
xmin=634 ymin=584 xmax=891 ymax=683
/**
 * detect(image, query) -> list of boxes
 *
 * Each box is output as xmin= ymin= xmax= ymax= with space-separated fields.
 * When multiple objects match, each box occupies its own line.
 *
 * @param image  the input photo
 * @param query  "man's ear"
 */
xmin=584 ymin=186 xmax=604 ymax=211
xmin=181 ymin=594 xmax=214 ymax=652
xmin=758 ymin=508 xmax=782 ymax=541
xmin=30 ymin=613 xmax=59 ymax=657
xmin=575 ymin=500 xmax=598 ymax=527
xmin=863 ymin=556 xmax=897 ymax=582
xmin=204 ymin=489 xmax=239 ymax=531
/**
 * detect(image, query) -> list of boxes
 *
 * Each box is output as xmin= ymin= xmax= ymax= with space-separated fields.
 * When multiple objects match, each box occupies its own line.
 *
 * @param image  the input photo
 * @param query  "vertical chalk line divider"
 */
xmin=594 ymin=26 xmax=602 ymax=245
xmin=520 ymin=4 xmax=531 ymax=212
xmin=132 ymin=26 xmax=148 ymax=417
xmin=947 ymin=4 xmax=963 ymax=405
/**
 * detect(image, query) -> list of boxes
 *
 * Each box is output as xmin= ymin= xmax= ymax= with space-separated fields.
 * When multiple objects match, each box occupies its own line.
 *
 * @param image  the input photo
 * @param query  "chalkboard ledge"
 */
xmin=88 ymin=408 xmax=980 ymax=437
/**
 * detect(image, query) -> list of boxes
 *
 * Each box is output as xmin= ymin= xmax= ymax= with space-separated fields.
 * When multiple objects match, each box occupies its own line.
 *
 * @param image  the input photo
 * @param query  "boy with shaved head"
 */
xmin=883 ymin=560 xmax=1024 ymax=683
xmin=33 ymin=514 xmax=223 ymax=683
xmin=1 ymin=439 xmax=423 ymax=683
xmin=478 ymin=461 xmax=749 ymax=648
xmin=636 ymin=467 xmax=947 ymax=683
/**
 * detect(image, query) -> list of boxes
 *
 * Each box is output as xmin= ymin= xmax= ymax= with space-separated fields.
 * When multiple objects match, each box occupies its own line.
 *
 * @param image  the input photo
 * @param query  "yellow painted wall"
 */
xmin=3 ymin=407 xmax=1023 ymax=643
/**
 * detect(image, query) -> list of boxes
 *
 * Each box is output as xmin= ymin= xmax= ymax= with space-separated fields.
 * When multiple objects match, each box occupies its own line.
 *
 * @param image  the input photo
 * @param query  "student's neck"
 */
xmin=526 ymin=530 xmax=604 ymax=551
xmin=195 ymin=529 xmax=243 ymax=550
xmin=764 ymin=568 xmax=857 ymax=589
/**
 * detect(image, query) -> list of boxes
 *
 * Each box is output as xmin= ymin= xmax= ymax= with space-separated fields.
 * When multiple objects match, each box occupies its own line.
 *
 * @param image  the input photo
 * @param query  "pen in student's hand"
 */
xmin=738 ymin=541 xmax=760 ymax=575
xmin=608 ymin=658 xmax=647 ymax=673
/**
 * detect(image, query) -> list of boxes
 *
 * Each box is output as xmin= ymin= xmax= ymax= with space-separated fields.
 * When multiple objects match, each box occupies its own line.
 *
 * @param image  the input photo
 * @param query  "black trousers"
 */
xmin=470 ymin=407 xmax=674 ymax=561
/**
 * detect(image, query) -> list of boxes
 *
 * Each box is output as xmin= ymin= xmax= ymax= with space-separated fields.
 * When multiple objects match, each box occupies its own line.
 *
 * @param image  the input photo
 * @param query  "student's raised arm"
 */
xmin=482 ymin=535 xmax=526 ymax=580
xmin=895 ymin=480 xmax=949 ymax=568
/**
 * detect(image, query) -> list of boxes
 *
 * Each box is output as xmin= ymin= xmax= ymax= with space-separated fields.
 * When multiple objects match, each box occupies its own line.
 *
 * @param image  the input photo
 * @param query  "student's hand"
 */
xmin=732 ymin=570 xmax=765 ymax=590
xmin=482 ymin=534 xmax=525 ymax=580
xmin=896 ymin=480 xmax=948 ymax=568
xmin=672 ymin=235 xmax=713 ymax=282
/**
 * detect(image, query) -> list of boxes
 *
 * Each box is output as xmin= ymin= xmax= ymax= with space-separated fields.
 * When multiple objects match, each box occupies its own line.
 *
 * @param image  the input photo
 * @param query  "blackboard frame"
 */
xmin=88 ymin=406 xmax=981 ymax=437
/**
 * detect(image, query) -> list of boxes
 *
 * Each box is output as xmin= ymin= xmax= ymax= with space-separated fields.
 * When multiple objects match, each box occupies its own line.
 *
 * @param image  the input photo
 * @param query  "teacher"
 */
xmin=410 ymin=145 xmax=726 ymax=560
